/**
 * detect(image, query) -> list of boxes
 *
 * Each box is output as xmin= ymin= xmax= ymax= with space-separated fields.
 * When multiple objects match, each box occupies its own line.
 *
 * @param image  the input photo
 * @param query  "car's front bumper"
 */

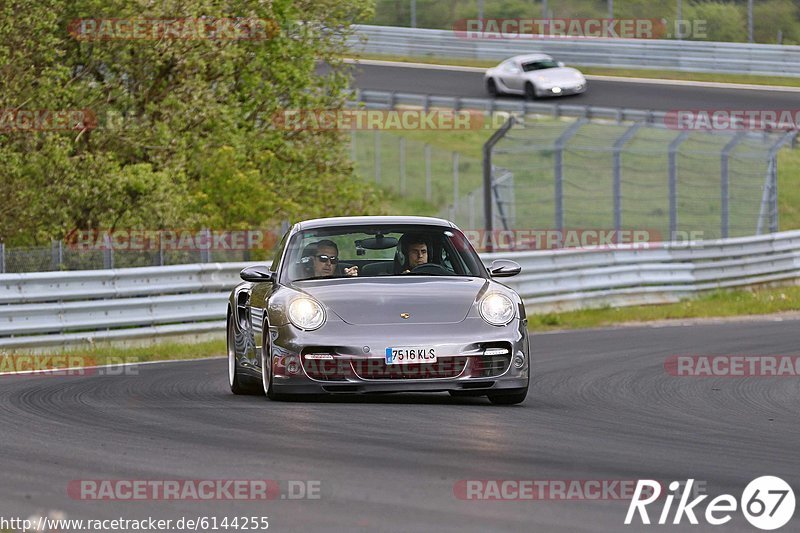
xmin=541 ymin=83 xmax=586 ymax=96
xmin=266 ymin=317 xmax=530 ymax=395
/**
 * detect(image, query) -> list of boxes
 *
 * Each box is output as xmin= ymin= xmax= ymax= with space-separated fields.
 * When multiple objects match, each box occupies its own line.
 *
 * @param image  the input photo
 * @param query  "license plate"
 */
xmin=385 ymin=346 xmax=437 ymax=365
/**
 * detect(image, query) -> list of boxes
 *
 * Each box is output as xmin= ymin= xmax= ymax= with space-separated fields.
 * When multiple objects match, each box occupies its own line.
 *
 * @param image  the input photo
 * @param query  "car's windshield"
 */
xmin=521 ymin=60 xmax=559 ymax=72
xmin=281 ymin=224 xmax=486 ymax=282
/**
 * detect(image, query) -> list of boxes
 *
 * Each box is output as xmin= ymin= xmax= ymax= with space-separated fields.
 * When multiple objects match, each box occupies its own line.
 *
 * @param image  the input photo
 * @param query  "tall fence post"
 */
xmin=554 ymin=118 xmax=587 ymax=233
xmin=200 ymin=228 xmax=211 ymax=263
xmin=400 ymin=137 xmax=406 ymax=195
xmin=482 ymin=116 xmax=517 ymax=250
xmin=468 ymin=192 xmax=475 ymax=229
xmin=425 ymin=143 xmax=432 ymax=202
xmin=720 ymin=133 xmax=745 ymax=238
xmin=103 ymin=233 xmax=114 ymax=269
xmin=612 ymin=122 xmax=642 ymax=233
xmin=51 ymin=240 xmax=59 ymax=270
xmin=350 ymin=129 xmax=357 ymax=162
xmin=0 ymin=242 xmax=4 ymax=274
xmin=453 ymin=151 xmax=460 ymax=213
xmin=758 ymin=130 xmax=799 ymax=234
xmin=374 ymin=130 xmax=381 ymax=184
xmin=668 ymin=131 xmax=690 ymax=240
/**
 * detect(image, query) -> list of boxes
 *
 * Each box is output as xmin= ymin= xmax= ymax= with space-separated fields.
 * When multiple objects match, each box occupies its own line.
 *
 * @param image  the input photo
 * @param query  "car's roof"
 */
xmin=296 ymin=216 xmax=456 ymax=231
xmin=510 ymin=53 xmax=553 ymax=63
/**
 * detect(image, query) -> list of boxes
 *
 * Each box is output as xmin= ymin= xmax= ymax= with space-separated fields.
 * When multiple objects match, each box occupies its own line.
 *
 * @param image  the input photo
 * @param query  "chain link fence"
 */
xmin=351 ymin=130 xmax=483 ymax=210
xmin=0 ymin=227 xmax=287 ymax=274
xmin=445 ymin=116 xmax=795 ymax=241
xmin=348 ymin=92 xmax=797 ymax=244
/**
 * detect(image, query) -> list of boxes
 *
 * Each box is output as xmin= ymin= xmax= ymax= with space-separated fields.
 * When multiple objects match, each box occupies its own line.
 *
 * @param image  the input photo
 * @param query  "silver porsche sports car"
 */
xmin=484 ymin=53 xmax=587 ymax=99
xmin=227 ymin=216 xmax=530 ymax=404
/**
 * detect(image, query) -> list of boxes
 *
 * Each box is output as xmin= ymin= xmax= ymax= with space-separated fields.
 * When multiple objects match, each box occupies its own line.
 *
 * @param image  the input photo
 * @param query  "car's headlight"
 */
xmin=288 ymin=297 xmax=325 ymax=331
xmin=479 ymin=293 xmax=515 ymax=326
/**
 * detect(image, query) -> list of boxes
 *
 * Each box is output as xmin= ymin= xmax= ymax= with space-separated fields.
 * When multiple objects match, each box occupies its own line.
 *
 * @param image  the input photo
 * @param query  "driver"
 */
xmin=396 ymin=233 xmax=429 ymax=274
xmin=301 ymin=240 xmax=358 ymax=278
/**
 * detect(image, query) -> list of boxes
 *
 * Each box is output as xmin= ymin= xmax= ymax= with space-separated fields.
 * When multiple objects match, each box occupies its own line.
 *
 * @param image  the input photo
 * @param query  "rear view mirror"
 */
xmin=488 ymin=259 xmax=521 ymax=278
xmin=240 ymin=265 xmax=274 ymax=283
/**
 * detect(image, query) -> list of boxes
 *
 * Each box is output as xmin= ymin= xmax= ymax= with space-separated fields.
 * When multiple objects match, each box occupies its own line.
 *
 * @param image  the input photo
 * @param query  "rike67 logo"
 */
xmin=626 ymin=477 xmax=795 ymax=530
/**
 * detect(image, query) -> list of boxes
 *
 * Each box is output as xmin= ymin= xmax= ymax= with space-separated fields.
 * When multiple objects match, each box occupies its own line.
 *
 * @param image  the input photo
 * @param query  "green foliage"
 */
xmin=0 ymin=0 xmax=379 ymax=246
xmin=684 ymin=1 xmax=746 ymax=42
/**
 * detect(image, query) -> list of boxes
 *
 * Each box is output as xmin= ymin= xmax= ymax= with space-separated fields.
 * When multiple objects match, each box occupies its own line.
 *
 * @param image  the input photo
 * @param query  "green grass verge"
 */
xmin=1 ymin=338 xmax=225 ymax=371
xmin=529 ymin=284 xmax=800 ymax=331
xmin=350 ymin=53 xmax=800 ymax=88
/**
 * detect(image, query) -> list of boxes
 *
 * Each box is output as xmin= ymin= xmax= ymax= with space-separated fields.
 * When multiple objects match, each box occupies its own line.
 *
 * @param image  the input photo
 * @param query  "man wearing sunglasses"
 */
xmin=302 ymin=240 xmax=358 ymax=278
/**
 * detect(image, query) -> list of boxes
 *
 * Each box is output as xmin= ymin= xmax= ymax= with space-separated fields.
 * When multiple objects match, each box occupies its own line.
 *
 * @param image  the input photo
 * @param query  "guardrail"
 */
xmin=353 ymin=89 xmax=670 ymax=123
xmin=483 ymin=230 xmax=800 ymax=311
xmin=1 ymin=231 xmax=799 ymax=348
xmin=0 ymin=263 xmax=248 ymax=349
xmin=351 ymin=24 xmax=800 ymax=77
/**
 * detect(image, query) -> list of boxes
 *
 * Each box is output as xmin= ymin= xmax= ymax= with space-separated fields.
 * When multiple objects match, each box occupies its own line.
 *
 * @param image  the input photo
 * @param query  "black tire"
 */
xmin=228 ymin=315 xmax=259 ymax=394
xmin=261 ymin=336 xmax=287 ymax=401
xmin=487 ymin=78 xmax=499 ymax=97
xmin=487 ymin=388 xmax=528 ymax=405
xmin=524 ymin=82 xmax=538 ymax=101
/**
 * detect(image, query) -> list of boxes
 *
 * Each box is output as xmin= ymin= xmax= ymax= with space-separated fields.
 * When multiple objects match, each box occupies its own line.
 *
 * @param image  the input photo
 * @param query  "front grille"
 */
xmin=470 ymin=355 xmax=511 ymax=378
xmin=352 ymin=357 xmax=467 ymax=380
xmin=302 ymin=353 xmax=348 ymax=381
xmin=469 ymin=342 xmax=513 ymax=378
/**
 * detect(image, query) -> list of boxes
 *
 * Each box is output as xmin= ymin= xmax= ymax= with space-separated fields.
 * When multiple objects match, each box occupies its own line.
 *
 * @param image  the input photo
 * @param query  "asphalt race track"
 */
xmin=2 ymin=318 xmax=799 ymax=532
xmin=345 ymin=62 xmax=800 ymax=112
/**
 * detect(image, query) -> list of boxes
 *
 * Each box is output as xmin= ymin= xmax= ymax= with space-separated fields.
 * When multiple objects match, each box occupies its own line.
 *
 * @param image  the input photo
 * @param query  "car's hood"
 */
xmin=525 ymin=67 xmax=583 ymax=85
xmin=292 ymin=277 xmax=489 ymax=325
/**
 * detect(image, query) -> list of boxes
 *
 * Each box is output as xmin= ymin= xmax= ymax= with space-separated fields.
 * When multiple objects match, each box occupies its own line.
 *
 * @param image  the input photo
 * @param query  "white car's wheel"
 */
xmin=524 ymin=82 xmax=538 ymax=101
xmin=486 ymin=78 xmax=500 ymax=97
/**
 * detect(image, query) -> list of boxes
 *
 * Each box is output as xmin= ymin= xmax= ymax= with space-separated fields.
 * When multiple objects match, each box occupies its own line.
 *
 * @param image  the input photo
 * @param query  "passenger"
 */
xmin=301 ymin=240 xmax=358 ymax=278
xmin=396 ymin=233 xmax=429 ymax=274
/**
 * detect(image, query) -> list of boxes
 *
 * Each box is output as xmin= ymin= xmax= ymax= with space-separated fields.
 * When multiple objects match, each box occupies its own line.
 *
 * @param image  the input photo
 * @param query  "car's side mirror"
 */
xmin=240 ymin=265 xmax=274 ymax=283
xmin=488 ymin=259 xmax=521 ymax=278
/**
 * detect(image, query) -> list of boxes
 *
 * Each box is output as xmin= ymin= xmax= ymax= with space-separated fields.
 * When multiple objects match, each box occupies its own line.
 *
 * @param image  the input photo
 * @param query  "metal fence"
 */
xmin=350 ymin=129 xmax=482 ymax=210
xmin=2 ymin=230 xmax=799 ymax=348
xmin=0 ymin=227 xmax=286 ymax=274
xmin=351 ymin=24 xmax=800 ymax=77
xmin=353 ymin=90 xmax=798 ymax=241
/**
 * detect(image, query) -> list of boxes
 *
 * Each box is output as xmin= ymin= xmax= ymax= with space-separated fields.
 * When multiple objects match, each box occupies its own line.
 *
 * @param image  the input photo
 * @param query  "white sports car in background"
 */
xmin=485 ymin=54 xmax=587 ymax=99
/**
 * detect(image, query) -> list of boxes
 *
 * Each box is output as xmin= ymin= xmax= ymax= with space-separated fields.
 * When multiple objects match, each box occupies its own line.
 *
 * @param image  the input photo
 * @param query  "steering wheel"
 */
xmin=408 ymin=263 xmax=451 ymax=275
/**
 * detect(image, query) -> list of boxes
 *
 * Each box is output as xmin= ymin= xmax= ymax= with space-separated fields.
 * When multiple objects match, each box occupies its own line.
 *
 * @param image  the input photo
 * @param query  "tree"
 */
xmin=0 ymin=0 xmax=378 ymax=246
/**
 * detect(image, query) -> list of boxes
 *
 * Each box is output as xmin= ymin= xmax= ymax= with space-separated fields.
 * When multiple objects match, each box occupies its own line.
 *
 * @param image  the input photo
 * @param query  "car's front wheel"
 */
xmin=487 ymin=388 xmax=528 ymax=405
xmin=487 ymin=78 xmax=499 ymax=97
xmin=524 ymin=82 xmax=538 ymax=101
xmin=228 ymin=315 xmax=258 ymax=394
xmin=261 ymin=341 xmax=286 ymax=401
